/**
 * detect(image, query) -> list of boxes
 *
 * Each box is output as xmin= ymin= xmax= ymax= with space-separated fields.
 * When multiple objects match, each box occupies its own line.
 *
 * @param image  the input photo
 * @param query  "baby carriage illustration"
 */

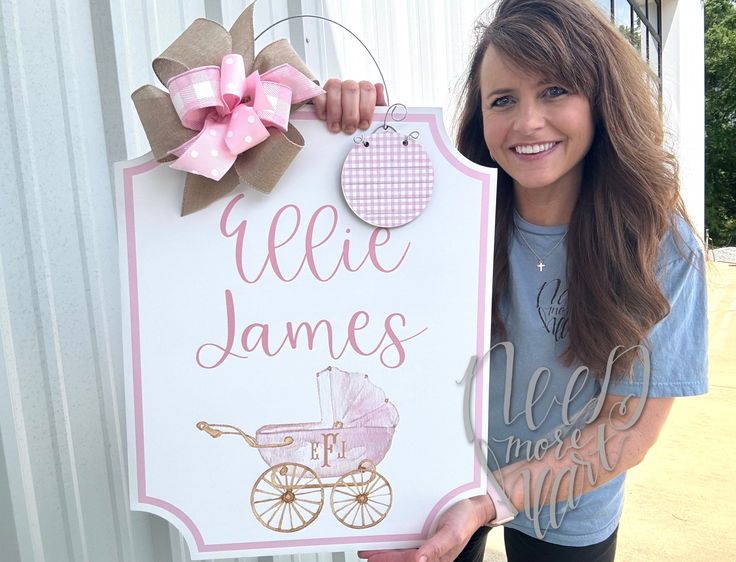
xmin=196 ymin=366 xmax=399 ymax=533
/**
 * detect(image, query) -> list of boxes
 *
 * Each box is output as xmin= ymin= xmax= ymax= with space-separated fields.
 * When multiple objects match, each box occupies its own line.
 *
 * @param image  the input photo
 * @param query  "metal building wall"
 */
xmin=307 ymin=0 xmax=494 ymax=126
xmin=0 ymin=0 xmax=346 ymax=561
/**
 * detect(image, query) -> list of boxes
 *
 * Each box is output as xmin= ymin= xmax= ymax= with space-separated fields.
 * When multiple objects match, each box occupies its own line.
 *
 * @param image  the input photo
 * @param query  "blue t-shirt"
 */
xmin=487 ymin=212 xmax=708 ymax=546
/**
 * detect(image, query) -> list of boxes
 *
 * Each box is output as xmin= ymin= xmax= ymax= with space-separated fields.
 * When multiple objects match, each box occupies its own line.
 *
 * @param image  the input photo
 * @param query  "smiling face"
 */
xmin=480 ymin=46 xmax=595 ymax=201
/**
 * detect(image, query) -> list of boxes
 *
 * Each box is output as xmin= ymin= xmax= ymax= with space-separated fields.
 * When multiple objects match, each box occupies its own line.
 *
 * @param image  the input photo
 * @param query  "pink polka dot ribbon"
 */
xmin=166 ymin=54 xmax=324 ymax=181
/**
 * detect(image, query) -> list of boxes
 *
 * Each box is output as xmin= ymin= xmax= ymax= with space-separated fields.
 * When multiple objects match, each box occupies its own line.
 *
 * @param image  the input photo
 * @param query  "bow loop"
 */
xmin=131 ymin=84 xmax=196 ymax=161
xmin=167 ymin=66 xmax=225 ymax=130
xmin=261 ymin=63 xmax=324 ymax=104
xmin=229 ymin=4 xmax=256 ymax=70
xmin=255 ymin=80 xmax=292 ymax=132
xmin=219 ymin=55 xmax=247 ymax=113
xmin=253 ymin=39 xmax=316 ymax=82
xmin=153 ymin=18 xmax=231 ymax=85
xmin=245 ymin=71 xmax=270 ymax=114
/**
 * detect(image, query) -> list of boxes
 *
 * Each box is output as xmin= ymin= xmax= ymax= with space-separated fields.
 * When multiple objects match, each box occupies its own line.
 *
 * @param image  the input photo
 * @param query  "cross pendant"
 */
xmin=537 ymin=261 xmax=545 ymax=272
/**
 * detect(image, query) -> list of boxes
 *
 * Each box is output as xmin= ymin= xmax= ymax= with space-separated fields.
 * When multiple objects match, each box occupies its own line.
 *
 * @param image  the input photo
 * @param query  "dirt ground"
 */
xmin=484 ymin=261 xmax=736 ymax=561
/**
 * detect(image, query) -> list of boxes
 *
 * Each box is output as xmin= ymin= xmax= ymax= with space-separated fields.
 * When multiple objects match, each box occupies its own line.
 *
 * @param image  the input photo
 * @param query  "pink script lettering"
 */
xmin=196 ymin=289 xmax=428 ymax=370
xmin=220 ymin=194 xmax=412 ymax=284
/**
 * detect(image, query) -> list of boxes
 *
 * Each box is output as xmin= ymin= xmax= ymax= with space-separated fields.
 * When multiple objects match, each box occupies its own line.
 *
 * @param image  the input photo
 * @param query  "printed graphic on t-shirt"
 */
xmin=536 ymin=278 xmax=568 ymax=341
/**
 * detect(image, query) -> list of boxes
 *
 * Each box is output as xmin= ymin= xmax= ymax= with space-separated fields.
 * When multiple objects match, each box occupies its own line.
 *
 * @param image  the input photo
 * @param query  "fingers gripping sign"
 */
xmin=312 ymin=80 xmax=387 ymax=133
xmin=358 ymin=497 xmax=494 ymax=562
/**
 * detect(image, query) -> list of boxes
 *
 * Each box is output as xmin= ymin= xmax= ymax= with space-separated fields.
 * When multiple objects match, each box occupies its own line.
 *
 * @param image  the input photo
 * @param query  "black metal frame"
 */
xmin=608 ymin=0 xmax=662 ymax=80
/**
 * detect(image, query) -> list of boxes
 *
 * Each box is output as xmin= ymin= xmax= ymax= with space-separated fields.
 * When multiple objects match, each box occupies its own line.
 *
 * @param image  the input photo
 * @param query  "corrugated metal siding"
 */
xmin=0 ymin=0 xmax=332 ymax=560
xmin=304 ymin=0 xmax=492 ymax=126
xmin=0 ymin=0 xmax=125 ymax=560
xmin=0 ymin=1 xmax=703 ymax=561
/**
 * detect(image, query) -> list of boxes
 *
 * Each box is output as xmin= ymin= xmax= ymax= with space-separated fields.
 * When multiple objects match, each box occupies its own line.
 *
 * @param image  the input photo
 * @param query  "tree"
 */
xmin=618 ymin=19 xmax=642 ymax=53
xmin=705 ymin=0 xmax=736 ymax=246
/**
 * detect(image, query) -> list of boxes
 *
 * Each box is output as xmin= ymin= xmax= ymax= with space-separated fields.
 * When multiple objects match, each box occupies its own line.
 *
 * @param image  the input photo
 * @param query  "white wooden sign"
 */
xmin=115 ymin=107 xmax=496 ymax=559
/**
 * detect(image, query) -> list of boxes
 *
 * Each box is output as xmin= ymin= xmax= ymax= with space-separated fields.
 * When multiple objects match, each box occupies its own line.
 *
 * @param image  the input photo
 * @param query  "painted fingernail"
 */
xmin=359 ymin=120 xmax=369 ymax=130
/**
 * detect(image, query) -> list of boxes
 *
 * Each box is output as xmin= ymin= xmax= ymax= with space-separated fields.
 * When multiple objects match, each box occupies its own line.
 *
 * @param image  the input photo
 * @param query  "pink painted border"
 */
xmin=122 ymin=110 xmax=492 ymax=552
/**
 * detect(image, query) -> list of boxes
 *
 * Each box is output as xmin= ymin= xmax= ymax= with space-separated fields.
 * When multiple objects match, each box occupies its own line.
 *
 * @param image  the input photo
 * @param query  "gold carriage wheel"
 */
xmin=330 ymin=465 xmax=392 ymax=529
xmin=251 ymin=463 xmax=324 ymax=533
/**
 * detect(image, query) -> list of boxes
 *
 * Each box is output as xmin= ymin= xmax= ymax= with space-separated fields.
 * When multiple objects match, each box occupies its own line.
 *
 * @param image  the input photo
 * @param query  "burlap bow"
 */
xmin=132 ymin=3 xmax=324 ymax=216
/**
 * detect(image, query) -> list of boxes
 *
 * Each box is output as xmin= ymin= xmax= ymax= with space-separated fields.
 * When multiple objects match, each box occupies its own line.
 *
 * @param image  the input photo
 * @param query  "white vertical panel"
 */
xmin=0 ymin=0 xmax=312 ymax=560
xmin=315 ymin=0 xmax=490 ymax=129
xmin=0 ymin=0 xmax=127 ymax=559
xmin=660 ymin=0 xmax=705 ymax=235
xmin=108 ymin=0 xmax=208 ymax=158
xmin=299 ymin=1 xmax=341 ymax=82
xmin=220 ymin=0 xmax=291 ymax=48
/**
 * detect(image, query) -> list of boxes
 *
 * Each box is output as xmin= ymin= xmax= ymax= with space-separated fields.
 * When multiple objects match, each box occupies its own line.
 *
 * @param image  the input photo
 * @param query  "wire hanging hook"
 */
xmin=353 ymin=134 xmax=370 ymax=147
xmin=370 ymin=103 xmax=408 ymax=134
xmin=402 ymin=131 xmax=420 ymax=145
xmin=255 ymin=14 xmax=391 ymax=106
xmin=382 ymin=103 xmax=407 ymax=130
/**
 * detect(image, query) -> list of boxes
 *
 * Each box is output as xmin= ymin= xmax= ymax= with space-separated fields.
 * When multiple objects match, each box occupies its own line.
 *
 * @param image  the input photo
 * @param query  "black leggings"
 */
xmin=455 ymin=525 xmax=618 ymax=562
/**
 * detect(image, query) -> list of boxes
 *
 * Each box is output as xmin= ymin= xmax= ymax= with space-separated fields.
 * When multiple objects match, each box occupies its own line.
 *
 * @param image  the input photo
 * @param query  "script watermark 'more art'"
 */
xmin=459 ymin=342 xmax=651 ymax=538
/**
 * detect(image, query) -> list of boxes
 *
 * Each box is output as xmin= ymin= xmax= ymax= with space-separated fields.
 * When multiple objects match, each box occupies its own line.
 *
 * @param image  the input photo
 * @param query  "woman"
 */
xmin=313 ymin=0 xmax=708 ymax=560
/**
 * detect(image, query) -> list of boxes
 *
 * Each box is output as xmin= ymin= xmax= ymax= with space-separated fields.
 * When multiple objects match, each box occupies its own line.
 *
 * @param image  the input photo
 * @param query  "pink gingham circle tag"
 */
xmin=341 ymin=129 xmax=434 ymax=228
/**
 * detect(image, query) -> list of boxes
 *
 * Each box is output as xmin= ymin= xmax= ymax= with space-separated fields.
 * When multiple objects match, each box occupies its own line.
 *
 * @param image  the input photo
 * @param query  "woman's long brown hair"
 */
xmin=456 ymin=0 xmax=694 ymax=377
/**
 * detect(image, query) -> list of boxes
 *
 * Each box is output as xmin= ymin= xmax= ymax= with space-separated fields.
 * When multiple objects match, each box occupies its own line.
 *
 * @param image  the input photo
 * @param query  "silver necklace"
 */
xmin=516 ymin=228 xmax=567 ymax=272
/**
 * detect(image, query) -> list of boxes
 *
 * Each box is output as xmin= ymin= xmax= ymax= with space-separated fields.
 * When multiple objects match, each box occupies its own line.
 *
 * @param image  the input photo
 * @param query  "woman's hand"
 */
xmin=312 ymin=80 xmax=386 ymax=134
xmin=358 ymin=496 xmax=494 ymax=562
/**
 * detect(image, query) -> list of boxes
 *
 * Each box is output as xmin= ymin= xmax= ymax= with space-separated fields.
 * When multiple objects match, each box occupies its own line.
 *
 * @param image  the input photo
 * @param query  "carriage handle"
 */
xmin=196 ymin=421 xmax=294 ymax=448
